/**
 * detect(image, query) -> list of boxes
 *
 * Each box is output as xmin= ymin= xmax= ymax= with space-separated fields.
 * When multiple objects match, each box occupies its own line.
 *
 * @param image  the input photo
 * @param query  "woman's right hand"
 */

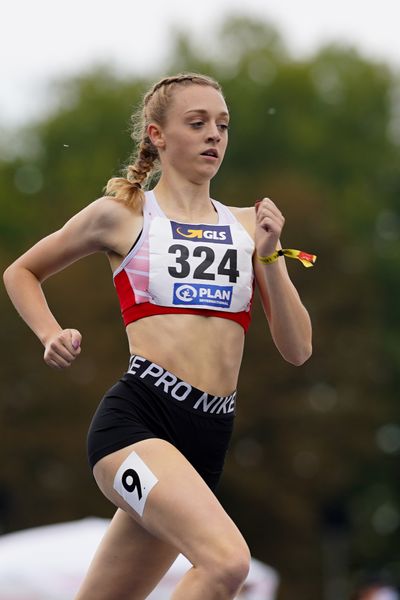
xmin=43 ymin=328 xmax=82 ymax=369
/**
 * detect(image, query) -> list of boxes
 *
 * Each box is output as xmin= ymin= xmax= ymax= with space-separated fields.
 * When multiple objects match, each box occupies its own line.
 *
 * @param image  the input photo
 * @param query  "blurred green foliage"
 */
xmin=1 ymin=15 xmax=400 ymax=600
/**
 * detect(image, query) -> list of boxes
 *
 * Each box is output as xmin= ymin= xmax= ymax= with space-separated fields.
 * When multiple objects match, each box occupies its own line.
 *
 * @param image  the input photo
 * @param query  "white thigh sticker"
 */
xmin=113 ymin=451 xmax=158 ymax=517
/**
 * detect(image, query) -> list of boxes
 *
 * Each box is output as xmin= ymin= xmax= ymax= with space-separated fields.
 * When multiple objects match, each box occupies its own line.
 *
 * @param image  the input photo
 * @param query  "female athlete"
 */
xmin=4 ymin=73 xmax=313 ymax=600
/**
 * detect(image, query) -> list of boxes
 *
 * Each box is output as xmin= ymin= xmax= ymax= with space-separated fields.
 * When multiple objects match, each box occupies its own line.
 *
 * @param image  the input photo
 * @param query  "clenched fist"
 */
xmin=255 ymin=198 xmax=285 ymax=258
xmin=43 ymin=328 xmax=82 ymax=369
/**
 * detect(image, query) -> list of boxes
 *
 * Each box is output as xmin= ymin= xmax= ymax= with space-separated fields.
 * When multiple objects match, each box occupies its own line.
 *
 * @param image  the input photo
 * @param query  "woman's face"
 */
xmin=151 ymin=84 xmax=230 ymax=184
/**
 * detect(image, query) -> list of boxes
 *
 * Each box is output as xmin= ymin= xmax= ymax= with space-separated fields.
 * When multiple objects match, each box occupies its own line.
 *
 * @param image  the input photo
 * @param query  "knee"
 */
xmin=207 ymin=541 xmax=251 ymax=595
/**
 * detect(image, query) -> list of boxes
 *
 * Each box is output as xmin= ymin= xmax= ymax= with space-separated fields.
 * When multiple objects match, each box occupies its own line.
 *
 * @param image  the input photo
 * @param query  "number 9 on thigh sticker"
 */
xmin=113 ymin=451 xmax=159 ymax=516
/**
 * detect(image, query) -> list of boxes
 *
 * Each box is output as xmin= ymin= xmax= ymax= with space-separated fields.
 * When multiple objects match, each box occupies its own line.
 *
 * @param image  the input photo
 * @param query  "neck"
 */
xmin=153 ymin=175 xmax=215 ymax=221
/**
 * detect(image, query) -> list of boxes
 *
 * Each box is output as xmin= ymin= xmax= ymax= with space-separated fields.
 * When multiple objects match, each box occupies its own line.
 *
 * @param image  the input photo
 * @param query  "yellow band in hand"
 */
xmin=257 ymin=249 xmax=317 ymax=268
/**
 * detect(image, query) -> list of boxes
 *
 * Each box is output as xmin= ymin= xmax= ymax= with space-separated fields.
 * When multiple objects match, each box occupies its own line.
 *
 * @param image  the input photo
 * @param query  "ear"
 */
xmin=147 ymin=123 xmax=165 ymax=150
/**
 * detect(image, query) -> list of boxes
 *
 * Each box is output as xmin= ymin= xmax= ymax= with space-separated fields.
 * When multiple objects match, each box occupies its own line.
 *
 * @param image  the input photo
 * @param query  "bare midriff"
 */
xmin=126 ymin=313 xmax=245 ymax=396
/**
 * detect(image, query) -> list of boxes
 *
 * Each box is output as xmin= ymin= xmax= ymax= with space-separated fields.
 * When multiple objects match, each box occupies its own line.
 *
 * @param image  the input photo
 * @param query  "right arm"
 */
xmin=3 ymin=197 xmax=134 ymax=368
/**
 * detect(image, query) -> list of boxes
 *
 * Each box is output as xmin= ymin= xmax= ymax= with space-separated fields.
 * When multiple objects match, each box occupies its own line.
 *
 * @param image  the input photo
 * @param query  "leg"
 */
xmin=93 ymin=438 xmax=251 ymax=600
xmin=74 ymin=507 xmax=178 ymax=600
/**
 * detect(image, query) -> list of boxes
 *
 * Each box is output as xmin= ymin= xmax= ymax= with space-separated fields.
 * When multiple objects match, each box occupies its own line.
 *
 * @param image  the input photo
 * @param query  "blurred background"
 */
xmin=1 ymin=1 xmax=400 ymax=598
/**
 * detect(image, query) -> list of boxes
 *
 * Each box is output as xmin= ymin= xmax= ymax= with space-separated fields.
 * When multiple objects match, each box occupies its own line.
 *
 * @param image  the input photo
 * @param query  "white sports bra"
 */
xmin=113 ymin=190 xmax=255 ymax=331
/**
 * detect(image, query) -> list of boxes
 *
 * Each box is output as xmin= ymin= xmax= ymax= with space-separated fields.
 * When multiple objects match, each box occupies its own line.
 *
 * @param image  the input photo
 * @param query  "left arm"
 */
xmin=250 ymin=199 xmax=312 ymax=365
xmin=254 ymin=253 xmax=312 ymax=366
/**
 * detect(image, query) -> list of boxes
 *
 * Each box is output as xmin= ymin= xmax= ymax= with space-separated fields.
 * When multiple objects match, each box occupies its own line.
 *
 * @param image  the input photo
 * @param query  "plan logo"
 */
xmin=174 ymin=285 xmax=198 ymax=303
xmin=173 ymin=283 xmax=233 ymax=309
xmin=170 ymin=221 xmax=232 ymax=244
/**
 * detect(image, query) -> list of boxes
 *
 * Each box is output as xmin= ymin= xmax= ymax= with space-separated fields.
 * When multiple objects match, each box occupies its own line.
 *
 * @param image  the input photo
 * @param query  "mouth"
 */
xmin=200 ymin=148 xmax=219 ymax=159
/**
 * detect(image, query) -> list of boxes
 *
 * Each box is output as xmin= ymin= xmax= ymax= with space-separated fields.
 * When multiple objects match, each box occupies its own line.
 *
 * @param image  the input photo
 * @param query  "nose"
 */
xmin=206 ymin=123 xmax=221 ymax=143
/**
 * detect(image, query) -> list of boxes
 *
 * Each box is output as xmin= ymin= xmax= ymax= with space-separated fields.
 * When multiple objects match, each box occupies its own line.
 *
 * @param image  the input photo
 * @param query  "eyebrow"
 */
xmin=184 ymin=109 xmax=230 ymax=118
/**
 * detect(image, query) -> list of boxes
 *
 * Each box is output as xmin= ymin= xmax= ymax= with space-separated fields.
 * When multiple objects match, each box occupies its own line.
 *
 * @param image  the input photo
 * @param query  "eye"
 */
xmin=190 ymin=121 xmax=204 ymax=129
xmin=218 ymin=123 xmax=229 ymax=132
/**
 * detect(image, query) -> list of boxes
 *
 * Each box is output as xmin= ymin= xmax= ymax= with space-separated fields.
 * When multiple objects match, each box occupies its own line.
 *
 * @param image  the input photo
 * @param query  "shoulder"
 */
xmin=86 ymin=195 xmax=142 ymax=228
xmin=227 ymin=205 xmax=256 ymax=240
xmin=62 ymin=195 xmax=143 ymax=255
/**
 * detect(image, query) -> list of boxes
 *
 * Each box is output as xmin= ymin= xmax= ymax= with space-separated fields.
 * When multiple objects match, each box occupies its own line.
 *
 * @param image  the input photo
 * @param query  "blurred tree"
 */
xmin=1 ymin=14 xmax=400 ymax=600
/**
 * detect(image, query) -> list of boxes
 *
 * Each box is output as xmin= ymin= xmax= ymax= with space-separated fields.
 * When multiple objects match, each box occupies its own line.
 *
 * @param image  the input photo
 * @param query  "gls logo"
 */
xmin=171 ymin=221 xmax=232 ymax=244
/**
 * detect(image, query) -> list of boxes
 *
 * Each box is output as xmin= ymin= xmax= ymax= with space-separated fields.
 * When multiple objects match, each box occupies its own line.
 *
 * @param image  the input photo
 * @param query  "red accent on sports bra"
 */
xmin=114 ymin=270 xmax=137 ymax=316
xmin=114 ymin=270 xmax=253 ymax=332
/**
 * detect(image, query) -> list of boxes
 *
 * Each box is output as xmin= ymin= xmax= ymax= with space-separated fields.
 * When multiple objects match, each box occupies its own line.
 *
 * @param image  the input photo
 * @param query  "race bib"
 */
xmin=148 ymin=218 xmax=254 ymax=312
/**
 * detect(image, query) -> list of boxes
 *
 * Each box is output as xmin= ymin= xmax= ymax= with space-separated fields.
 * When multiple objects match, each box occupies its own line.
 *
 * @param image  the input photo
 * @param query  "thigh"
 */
xmin=93 ymin=438 xmax=249 ymax=570
xmin=75 ymin=508 xmax=179 ymax=600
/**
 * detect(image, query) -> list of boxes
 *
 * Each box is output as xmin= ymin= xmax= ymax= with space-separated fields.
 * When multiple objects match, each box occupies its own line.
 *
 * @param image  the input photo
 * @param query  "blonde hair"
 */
xmin=105 ymin=73 xmax=223 ymax=209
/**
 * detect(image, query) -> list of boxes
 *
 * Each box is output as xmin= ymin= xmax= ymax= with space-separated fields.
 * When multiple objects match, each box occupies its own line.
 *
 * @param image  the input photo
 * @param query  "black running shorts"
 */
xmin=87 ymin=355 xmax=236 ymax=491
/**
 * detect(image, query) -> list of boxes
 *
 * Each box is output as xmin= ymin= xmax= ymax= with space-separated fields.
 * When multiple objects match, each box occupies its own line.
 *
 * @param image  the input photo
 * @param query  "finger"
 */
xmin=58 ymin=329 xmax=81 ymax=357
xmin=57 ymin=329 xmax=82 ymax=358
xmin=256 ymin=197 xmax=278 ymax=210
xmin=49 ymin=338 xmax=76 ymax=362
xmin=69 ymin=329 xmax=82 ymax=352
xmin=256 ymin=202 xmax=284 ymax=222
xmin=45 ymin=337 xmax=78 ymax=365
xmin=258 ymin=216 xmax=284 ymax=235
xmin=257 ymin=212 xmax=284 ymax=230
xmin=256 ymin=196 xmax=283 ymax=213
xmin=45 ymin=355 xmax=69 ymax=369
xmin=46 ymin=358 xmax=60 ymax=369
xmin=45 ymin=348 xmax=73 ymax=367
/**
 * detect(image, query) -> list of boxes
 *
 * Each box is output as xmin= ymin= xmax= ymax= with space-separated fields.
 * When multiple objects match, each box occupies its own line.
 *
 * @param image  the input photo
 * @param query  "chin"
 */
xmin=188 ymin=170 xmax=217 ymax=185
xmin=189 ymin=176 xmax=212 ymax=186
xmin=200 ymin=164 xmax=222 ymax=180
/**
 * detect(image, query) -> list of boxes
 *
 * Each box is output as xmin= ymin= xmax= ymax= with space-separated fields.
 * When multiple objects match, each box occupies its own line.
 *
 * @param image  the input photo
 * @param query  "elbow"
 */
xmin=3 ymin=264 xmax=14 ymax=290
xmin=3 ymin=262 xmax=26 ymax=293
xmin=285 ymin=343 xmax=312 ymax=366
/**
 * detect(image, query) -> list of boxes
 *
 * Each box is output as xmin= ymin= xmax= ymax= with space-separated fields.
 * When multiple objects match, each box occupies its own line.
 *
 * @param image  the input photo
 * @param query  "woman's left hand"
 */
xmin=255 ymin=197 xmax=285 ymax=258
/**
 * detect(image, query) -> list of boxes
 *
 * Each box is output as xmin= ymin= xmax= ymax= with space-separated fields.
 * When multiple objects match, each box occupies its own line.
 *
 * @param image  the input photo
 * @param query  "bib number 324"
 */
xmin=168 ymin=244 xmax=239 ymax=283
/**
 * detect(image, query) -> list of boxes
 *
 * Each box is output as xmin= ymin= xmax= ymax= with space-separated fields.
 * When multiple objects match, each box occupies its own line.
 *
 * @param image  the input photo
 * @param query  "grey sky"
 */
xmin=2 ymin=0 xmax=400 ymax=127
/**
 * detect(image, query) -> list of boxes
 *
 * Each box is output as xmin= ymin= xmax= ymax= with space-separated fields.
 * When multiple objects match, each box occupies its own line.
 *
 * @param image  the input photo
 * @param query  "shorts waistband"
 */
xmin=127 ymin=355 xmax=236 ymax=418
